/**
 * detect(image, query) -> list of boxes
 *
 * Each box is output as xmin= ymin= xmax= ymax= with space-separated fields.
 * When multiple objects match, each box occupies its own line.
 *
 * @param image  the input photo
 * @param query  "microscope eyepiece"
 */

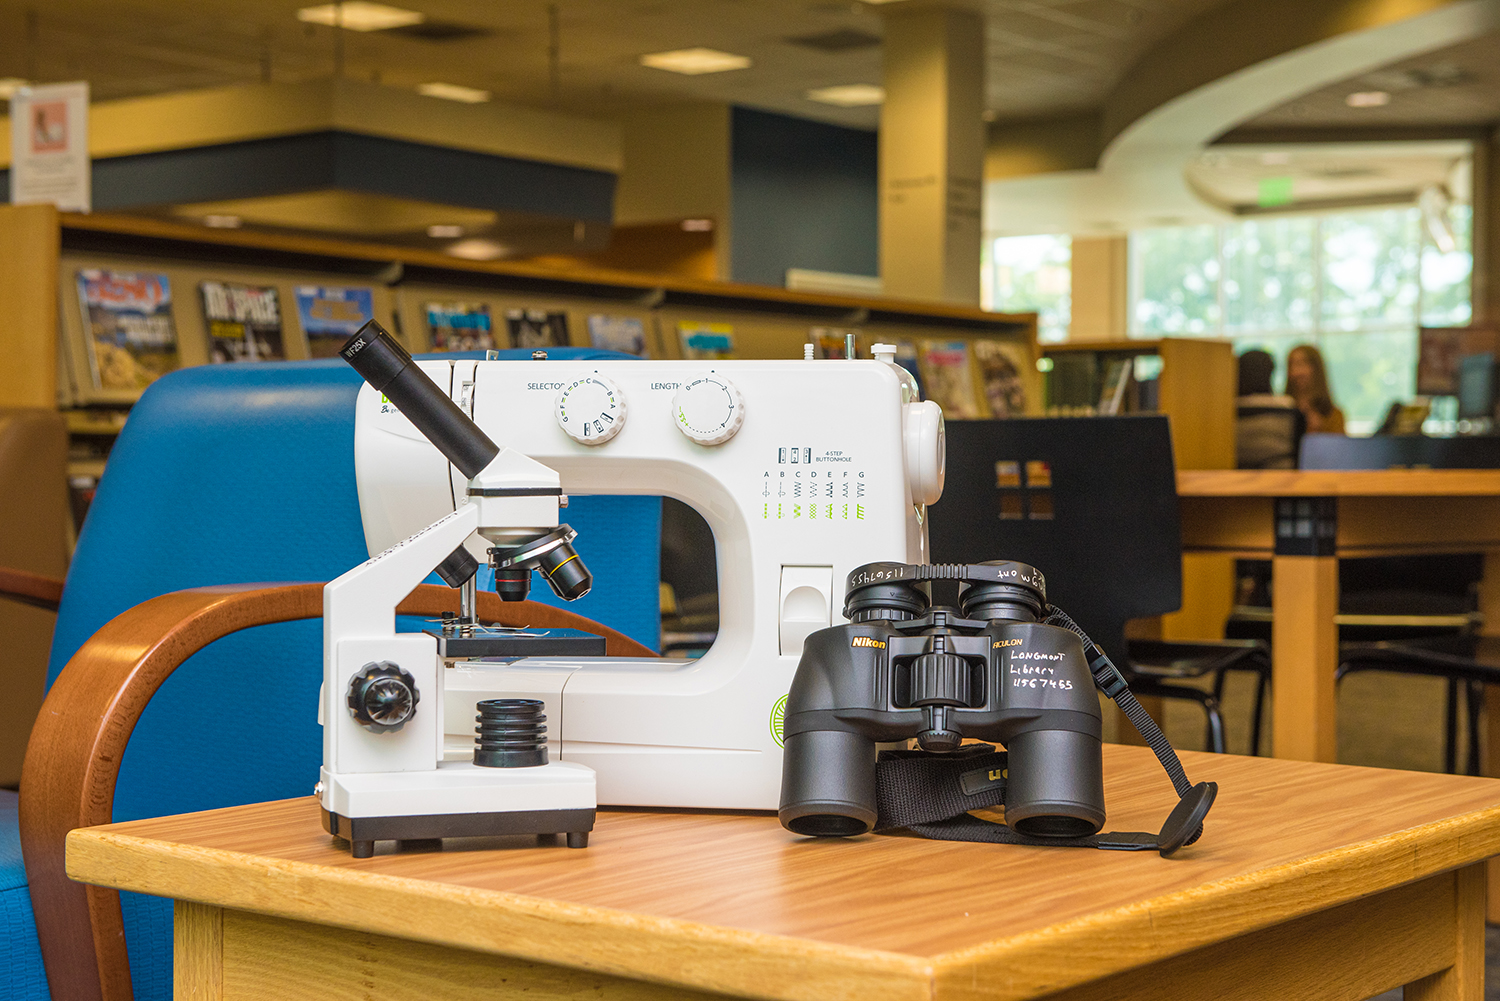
xmin=340 ymin=320 xmax=501 ymax=480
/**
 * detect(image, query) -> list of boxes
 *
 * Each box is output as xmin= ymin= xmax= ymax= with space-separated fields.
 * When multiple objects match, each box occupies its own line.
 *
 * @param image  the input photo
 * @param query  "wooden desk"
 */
xmin=1177 ymin=469 xmax=1500 ymax=764
xmin=66 ymin=746 xmax=1500 ymax=1001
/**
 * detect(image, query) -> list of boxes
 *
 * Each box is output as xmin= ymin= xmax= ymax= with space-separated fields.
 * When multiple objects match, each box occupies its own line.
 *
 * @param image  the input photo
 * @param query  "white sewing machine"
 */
xmin=352 ymin=343 xmax=946 ymax=811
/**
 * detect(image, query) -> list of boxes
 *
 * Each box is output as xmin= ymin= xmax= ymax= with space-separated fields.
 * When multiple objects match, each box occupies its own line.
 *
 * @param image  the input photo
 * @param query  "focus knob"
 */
xmin=909 ymin=652 xmax=972 ymax=707
xmin=556 ymin=374 xmax=626 ymax=445
xmin=672 ymin=376 xmax=744 ymax=445
xmin=347 ymin=662 xmax=419 ymax=733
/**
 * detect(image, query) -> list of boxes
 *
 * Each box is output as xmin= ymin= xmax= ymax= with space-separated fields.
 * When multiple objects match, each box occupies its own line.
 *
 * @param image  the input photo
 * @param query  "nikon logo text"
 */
xmin=851 ymin=637 xmax=886 ymax=649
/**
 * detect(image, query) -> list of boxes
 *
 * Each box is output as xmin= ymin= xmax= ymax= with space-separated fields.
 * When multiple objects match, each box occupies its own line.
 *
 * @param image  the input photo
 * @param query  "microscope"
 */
xmin=319 ymin=324 xmax=597 ymax=857
xmin=350 ymin=333 xmax=947 ymax=811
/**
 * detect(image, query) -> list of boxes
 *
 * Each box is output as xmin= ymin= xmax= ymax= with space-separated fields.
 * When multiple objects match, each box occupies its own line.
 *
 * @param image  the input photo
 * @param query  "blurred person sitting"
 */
xmin=1236 ymin=349 xmax=1304 ymax=469
xmin=1286 ymin=344 xmax=1346 ymax=434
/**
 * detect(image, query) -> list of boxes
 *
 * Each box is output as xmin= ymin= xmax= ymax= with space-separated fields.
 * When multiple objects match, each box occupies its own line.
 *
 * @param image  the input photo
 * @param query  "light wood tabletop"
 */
xmin=1178 ymin=468 xmax=1500 ymax=498
xmin=67 ymin=745 xmax=1500 ymax=1001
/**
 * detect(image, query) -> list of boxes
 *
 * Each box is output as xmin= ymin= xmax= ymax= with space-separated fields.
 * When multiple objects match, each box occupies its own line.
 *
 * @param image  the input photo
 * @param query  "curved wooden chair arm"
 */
xmin=20 ymin=582 xmax=657 ymax=1001
xmin=0 ymin=565 xmax=65 ymax=612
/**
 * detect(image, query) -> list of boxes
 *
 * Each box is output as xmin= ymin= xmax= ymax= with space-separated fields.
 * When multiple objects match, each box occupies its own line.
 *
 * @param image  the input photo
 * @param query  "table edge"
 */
xmin=65 ymin=802 xmax=1500 ymax=1001
xmin=1177 ymin=470 xmax=1500 ymax=498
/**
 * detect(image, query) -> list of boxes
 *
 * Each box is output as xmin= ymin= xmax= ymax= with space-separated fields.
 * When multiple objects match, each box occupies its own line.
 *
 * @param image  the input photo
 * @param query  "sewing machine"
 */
xmin=352 ymin=341 xmax=947 ymax=811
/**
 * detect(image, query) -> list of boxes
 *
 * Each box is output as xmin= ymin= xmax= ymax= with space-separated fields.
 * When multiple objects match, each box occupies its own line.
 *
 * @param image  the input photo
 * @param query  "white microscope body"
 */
xmin=354 ymin=349 xmax=946 ymax=811
xmin=320 ymin=325 xmax=597 ymax=856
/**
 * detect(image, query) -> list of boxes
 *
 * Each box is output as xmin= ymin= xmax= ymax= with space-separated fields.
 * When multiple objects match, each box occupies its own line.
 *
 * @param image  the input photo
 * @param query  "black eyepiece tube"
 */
xmin=340 ymin=320 xmax=501 ymax=480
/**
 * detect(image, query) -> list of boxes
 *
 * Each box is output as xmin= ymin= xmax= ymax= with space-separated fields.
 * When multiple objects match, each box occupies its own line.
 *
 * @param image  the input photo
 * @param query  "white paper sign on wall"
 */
xmin=9 ymin=81 xmax=91 ymax=212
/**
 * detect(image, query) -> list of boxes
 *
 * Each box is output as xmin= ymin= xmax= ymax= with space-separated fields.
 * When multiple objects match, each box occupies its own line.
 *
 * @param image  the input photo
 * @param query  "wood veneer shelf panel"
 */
xmin=67 ymin=746 xmax=1500 ymax=1001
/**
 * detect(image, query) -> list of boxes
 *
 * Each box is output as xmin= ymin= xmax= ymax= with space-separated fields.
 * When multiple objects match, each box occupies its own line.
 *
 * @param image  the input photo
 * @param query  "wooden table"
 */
xmin=67 ymin=745 xmax=1500 ymax=1001
xmin=1177 ymin=469 xmax=1500 ymax=765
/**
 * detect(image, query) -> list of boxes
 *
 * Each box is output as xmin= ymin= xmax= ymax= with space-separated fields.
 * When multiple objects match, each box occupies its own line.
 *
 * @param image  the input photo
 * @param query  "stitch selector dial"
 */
xmin=672 ymin=375 xmax=744 ymax=445
xmin=347 ymin=662 xmax=419 ymax=733
xmin=555 ymin=374 xmax=626 ymax=445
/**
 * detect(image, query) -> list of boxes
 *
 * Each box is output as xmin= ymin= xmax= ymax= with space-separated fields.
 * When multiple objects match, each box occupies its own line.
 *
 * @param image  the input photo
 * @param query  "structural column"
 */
xmin=879 ymin=4 xmax=985 ymax=305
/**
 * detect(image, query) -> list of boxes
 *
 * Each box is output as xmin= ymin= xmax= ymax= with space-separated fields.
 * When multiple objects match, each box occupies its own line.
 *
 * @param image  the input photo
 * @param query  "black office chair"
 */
xmin=1288 ymin=433 xmax=1493 ymax=774
xmin=929 ymin=416 xmax=1270 ymax=754
xmin=1236 ymin=401 xmax=1305 ymax=470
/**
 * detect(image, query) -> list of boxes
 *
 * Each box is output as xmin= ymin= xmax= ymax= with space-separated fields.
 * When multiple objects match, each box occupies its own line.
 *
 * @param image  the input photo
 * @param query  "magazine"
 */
xmin=426 ymin=302 xmax=495 ymax=352
xmin=917 ymin=340 xmax=983 ymax=418
xmin=200 ymin=281 xmax=284 ymax=363
xmin=295 ymin=285 xmax=374 ymax=358
xmin=76 ymin=269 xmax=180 ymax=391
xmin=506 ymin=309 xmax=570 ymax=349
xmin=972 ymin=339 xmax=1030 ymax=417
xmin=678 ymin=321 xmax=734 ymax=359
xmin=587 ymin=314 xmax=648 ymax=356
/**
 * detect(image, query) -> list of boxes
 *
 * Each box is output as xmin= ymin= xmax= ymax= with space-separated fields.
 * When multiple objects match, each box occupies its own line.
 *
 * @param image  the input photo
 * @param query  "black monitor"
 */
xmin=1456 ymin=353 xmax=1495 ymax=420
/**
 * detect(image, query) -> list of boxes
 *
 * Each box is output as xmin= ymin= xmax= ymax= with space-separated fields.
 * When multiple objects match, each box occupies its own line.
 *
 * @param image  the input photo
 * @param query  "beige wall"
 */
xmin=613 ymin=104 xmax=732 ymax=281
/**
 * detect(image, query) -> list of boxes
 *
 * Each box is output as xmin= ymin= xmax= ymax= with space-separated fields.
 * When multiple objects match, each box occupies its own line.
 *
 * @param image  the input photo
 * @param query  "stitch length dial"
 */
xmin=555 ymin=374 xmax=626 ymax=445
xmin=672 ymin=375 xmax=744 ymax=445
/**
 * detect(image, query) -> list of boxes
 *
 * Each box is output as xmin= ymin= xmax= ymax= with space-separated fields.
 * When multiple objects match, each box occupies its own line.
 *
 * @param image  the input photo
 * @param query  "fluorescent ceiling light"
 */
xmin=1346 ymin=90 xmax=1391 ymax=108
xmin=297 ymin=3 xmax=424 ymax=32
xmin=0 ymin=78 xmax=29 ymax=100
xmin=640 ymin=48 xmax=752 ymax=75
xmin=417 ymin=82 xmax=491 ymax=103
xmin=202 ymin=215 xmax=243 ymax=229
xmin=447 ymin=238 xmax=510 ymax=261
xmin=427 ymin=224 xmax=465 ymax=238
xmin=681 ymin=218 xmax=713 ymax=231
xmin=805 ymin=84 xmax=885 ymax=107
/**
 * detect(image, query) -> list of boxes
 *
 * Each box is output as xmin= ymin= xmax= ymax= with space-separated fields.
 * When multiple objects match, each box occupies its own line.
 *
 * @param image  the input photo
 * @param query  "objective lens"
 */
xmin=540 ymin=543 xmax=592 ymax=600
xmin=493 ymin=568 xmax=531 ymax=602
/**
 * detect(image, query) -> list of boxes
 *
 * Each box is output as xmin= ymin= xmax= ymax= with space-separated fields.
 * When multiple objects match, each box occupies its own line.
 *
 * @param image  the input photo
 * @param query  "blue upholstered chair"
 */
xmin=4 ymin=352 xmax=660 ymax=1001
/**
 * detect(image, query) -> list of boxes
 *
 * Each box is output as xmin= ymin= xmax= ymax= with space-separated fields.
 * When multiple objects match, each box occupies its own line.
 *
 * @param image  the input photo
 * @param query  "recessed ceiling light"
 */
xmin=640 ymin=48 xmax=752 ymax=75
xmin=1346 ymin=90 xmax=1391 ymax=108
xmin=297 ymin=3 xmax=424 ymax=32
xmin=427 ymin=224 xmax=465 ymax=238
xmin=416 ymin=82 xmax=491 ymax=103
xmin=447 ymin=238 xmax=510 ymax=261
xmin=203 ymin=215 xmax=243 ymax=229
xmin=0 ymin=78 xmax=30 ymax=100
xmin=1259 ymin=151 xmax=1291 ymax=165
xmin=805 ymin=84 xmax=885 ymax=107
xmin=681 ymin=218 xmax=713 ymax=232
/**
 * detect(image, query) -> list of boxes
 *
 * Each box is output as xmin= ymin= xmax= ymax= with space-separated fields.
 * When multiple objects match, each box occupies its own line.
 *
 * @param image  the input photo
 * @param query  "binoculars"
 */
xmin=778 ymin=560 xmax=1107 ymax=839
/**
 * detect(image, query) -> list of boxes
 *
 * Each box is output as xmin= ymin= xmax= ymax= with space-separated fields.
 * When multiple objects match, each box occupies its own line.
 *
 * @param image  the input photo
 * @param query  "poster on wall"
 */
xmin=917 ymin=340 xmax=983 ymax=419
xmin=200 ymin=281 xmax=285 ymax=362
xmin=426 ymin=302 xmax=495 ymax=351
xmin=972 ymin=339 xmax=1030 ymax=417
xmin=9 ymin=81 xmax=90 ymax=212
xmin=75 ymin=269 xmax=180 ymax=392
xmin=587 ymin=314 xmax=648 ymax=356
xmin=296 ymin=285 xmax=374 ymax=357
xmin=678 ymin=321 xmax=735 ymax=359
xmin=505 ymin=309 xmax=570 ymax=349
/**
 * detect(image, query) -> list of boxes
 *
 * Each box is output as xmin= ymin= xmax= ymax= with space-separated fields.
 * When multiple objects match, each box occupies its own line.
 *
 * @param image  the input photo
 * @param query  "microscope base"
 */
xmin=321 ymin=805 xmax=595 ymax=857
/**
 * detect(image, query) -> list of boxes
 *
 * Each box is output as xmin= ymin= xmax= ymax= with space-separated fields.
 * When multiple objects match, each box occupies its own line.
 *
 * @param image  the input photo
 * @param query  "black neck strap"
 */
xmin=870 ymin=605 xmax=1216 ymax=858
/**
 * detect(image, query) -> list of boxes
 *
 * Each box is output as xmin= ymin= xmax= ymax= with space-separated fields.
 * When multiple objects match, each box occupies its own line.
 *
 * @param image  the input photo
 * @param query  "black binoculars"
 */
xmin=778 ymin=560 xmax=1107 ymax=839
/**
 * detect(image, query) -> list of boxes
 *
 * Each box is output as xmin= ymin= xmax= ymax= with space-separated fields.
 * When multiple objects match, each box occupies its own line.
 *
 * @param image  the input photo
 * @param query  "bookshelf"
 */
xmin=1042 ymin=338 xmax=1236 ymax=471
xmin=0 ymin=204 xmax=1039 ymax=536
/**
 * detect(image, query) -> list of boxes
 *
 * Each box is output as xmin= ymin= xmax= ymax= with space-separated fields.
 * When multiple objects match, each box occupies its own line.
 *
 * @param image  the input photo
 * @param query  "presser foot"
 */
xmin=321 ymin=806 xmax=595 ymax=857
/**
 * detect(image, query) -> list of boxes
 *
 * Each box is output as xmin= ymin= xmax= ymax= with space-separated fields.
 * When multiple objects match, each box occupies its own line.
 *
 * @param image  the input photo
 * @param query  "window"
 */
xmin=1129 ymin=206 xmax=1472 ymax=432
xmin=984 ymin=234 xmax=1071 ymax=343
